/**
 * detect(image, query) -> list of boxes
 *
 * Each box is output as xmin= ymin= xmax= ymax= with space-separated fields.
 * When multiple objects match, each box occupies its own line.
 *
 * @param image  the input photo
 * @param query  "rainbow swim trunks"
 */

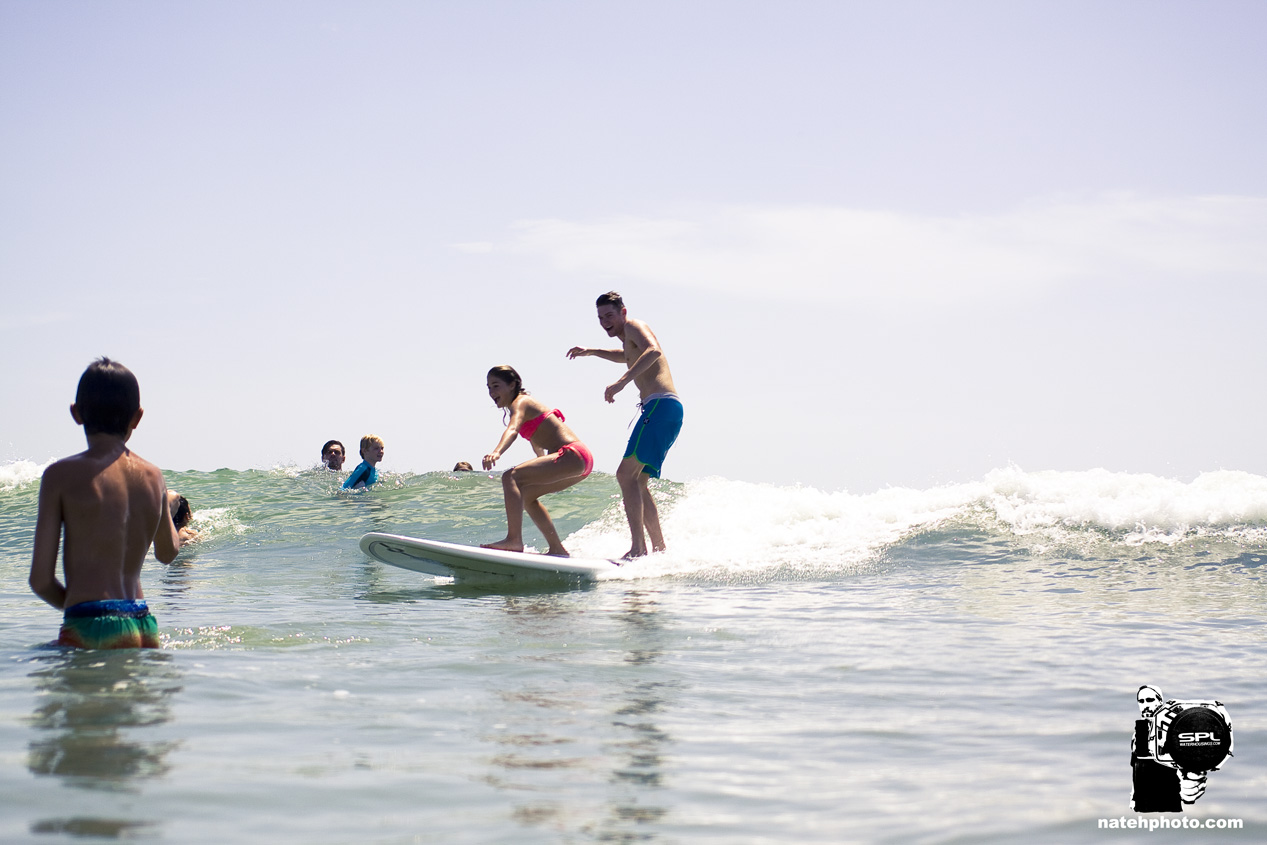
xmin=58 ymin=599 xmax=160 ymax=650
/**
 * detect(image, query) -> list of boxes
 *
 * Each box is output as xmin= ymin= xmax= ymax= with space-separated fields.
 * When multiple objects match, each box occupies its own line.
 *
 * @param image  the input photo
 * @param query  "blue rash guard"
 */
xmin=343 ymin=461 xmax=378 ymax=490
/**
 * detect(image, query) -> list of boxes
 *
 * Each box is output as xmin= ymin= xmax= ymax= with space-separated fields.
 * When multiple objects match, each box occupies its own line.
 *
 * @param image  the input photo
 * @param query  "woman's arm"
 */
xmin=484 ymin=399 xmax=528 ymax=469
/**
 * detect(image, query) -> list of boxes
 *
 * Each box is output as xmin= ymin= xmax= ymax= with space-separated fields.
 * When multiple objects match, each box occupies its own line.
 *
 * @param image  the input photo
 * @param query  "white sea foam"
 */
xmin=569 ymin=475 xmax=977 ymax=576
xmin=0 ymin=459 xmax=50 ymax=491
xmin=568 ymin=467 xmax=1267 ymax=575
xmin=186 ymin=506 xmax=247 ymax=539
xmin=974 ymin=466 xmax=1267 ymax=545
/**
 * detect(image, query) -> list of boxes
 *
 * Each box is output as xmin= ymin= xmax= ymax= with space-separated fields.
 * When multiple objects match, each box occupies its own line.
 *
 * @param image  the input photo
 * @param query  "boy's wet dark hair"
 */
xmin=75 ymin=357 xmax=140 ymax=437
xmin=595 ymin=291 xmax=624 ymax=309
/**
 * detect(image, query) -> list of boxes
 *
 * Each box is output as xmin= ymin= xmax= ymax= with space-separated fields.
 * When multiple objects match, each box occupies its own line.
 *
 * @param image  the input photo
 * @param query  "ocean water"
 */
xmin=1 ymin=461 xmax=1265 ymax=844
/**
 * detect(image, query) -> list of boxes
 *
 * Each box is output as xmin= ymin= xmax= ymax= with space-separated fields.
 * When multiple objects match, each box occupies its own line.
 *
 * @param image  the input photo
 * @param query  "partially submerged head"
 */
xmin=486 ymin=365 xmax=525 ymax=409
xmin=73 ymin=357 xmax=142 ymax=437
xmin=321 ymin=439 xmax=346 ymax=470
xmin=595 ymin=290 xmax=627 ymax=338
xmin=171 ymin=494 xmax=192 ymax=528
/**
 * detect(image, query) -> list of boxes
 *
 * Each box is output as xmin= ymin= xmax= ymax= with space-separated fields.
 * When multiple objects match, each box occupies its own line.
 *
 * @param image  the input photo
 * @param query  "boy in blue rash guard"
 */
xmin=29 ymin=357 xmax=182 ymax=649
xmin=343 ymin=434 xmax=384 ymax=489
xmin=567 ymin=291 xmax=683 ymax=560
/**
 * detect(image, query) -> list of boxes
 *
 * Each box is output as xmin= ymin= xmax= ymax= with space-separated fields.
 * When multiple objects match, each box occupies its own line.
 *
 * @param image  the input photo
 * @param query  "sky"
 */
xmin=2 ymin=0 xmax=1264 ymax=493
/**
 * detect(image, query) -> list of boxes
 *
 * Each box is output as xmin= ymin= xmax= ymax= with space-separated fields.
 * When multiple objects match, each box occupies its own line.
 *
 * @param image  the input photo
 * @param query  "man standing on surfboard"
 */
xmin=567 ymin=291 xmax=684 ymax=559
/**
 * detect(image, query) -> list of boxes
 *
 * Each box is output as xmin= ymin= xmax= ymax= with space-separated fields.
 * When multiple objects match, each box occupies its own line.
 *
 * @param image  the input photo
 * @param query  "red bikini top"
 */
xmin=518 ymin=408 xmax=564 ymax=440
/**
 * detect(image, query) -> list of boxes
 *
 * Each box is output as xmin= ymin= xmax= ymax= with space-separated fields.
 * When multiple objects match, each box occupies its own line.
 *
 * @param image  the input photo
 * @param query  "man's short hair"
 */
xmin=595 ymin=291 xmax=624 ymax=310
xmin=321 ymin=440 xmax=344 ymax=455
xmin=75 ymin=357 xmax=140 ymax=436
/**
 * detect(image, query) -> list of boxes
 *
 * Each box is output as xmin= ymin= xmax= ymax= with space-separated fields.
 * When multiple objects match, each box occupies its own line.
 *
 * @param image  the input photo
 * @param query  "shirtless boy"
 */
xmin=29 ymin=358 xmax=182 ymax=649
xmin=567 ymin=291 xmax=684 ymax=558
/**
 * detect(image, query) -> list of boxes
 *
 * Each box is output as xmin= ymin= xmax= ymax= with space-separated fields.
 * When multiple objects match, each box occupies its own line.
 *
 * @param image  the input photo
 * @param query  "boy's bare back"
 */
xmin=29 ymin=358 xmax=180 ymax=613
xmin=31 ymin=441 xmax=178 ymax=609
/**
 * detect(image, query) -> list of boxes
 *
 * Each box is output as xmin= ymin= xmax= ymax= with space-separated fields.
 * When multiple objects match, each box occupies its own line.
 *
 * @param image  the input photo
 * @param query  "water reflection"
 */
xmin=608 ymin=592 xmax=672 ymax=796
xmin=158 ymin=553 xmax=198 ymax=600
xmin=488 ymin=589 xmax=674 ymax=841
xmin=26 ymin=648 xmax=182 ymax=834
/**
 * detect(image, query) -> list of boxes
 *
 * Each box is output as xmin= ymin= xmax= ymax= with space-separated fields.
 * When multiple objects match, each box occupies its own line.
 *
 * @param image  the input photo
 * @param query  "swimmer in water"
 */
xmin=343 ymin=435 xmax=384 ymax=490
xmin=320 ymin=440 xmax=346 ymax=471
xmin=167 ymin=491 xmax=200 ymax=545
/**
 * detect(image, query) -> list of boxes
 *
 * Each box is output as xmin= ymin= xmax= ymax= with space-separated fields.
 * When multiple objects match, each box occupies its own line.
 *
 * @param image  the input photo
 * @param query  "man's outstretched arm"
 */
xmin=567 ymin=346 xmax=625 ymax=363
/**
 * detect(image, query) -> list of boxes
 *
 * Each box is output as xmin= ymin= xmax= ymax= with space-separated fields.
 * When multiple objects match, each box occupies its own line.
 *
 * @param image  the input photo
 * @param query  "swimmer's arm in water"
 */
xmin=483 ymin=398 xmax=528 ymax=470
xmin=567 ymin=346 xmax=625 ymax=363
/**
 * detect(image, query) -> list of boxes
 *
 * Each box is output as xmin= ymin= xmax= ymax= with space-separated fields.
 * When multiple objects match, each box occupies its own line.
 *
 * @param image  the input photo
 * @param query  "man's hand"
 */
xmin=566 ymin=347 xmax=587 ymax=359
xmin=1179 ymin=771 xmax=1207 ymax=804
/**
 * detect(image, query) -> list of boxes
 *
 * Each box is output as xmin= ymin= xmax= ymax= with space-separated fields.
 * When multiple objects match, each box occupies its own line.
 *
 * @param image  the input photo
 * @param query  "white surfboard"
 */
xmin=359 ymin=532 xmax=620 ymax=585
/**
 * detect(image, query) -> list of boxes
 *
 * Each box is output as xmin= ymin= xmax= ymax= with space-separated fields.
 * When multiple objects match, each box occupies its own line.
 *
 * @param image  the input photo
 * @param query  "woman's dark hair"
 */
xmin=487 ymin=365 xmax=525 ymax=399
xmin=488 ymin=366 xmax=527 ymax=425
xmin=171 ymin=496 xmax=192 ymax=529
xmin=75 ymin=357 xmax=140 ymax=436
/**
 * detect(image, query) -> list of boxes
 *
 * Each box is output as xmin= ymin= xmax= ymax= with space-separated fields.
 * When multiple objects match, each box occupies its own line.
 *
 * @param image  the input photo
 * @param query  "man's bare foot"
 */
xmin=620 ymin=548 xmax=647 ymax=561
xmin=545 ymin=547 xmax=571 ymax=558
xmin=481 ymin=539 xmax=524 ymax=553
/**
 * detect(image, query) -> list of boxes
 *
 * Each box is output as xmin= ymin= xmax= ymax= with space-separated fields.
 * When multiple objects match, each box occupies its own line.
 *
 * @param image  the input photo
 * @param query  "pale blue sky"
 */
xmin=2 ymin=1 xmax=1263 ymax=492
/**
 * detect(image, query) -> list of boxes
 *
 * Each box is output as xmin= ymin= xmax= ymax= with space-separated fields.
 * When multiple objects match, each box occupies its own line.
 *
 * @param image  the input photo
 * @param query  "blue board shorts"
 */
xmin=624 ymin=394 xmax=684 ymax=479
xmin=59 ymin=599 xmax=160 ymax=650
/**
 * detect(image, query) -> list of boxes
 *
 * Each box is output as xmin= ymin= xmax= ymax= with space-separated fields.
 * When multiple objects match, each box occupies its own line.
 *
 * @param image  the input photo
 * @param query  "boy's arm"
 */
xmin=152 ymin=484 xmax=181 ymax=564
xmin=29 ymin=472 xmax=68 ymax=609
xmin=567 ymin=346 xmax=625 ymax=364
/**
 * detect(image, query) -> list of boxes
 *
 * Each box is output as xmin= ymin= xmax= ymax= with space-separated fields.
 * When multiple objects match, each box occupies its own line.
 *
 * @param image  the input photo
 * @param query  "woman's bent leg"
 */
xmin=483 ymin=450 xmax=587 ymax=554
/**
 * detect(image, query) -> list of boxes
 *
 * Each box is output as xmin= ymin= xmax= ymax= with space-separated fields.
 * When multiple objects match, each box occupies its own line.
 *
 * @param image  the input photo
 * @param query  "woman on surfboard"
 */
xmin=482 ymin=365 xmax=596 ymax=557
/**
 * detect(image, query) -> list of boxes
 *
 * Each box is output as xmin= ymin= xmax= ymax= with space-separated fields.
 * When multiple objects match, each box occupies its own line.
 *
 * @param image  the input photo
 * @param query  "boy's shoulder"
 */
xmin=41 ymin=450 xmax=95 ymax=486
xmin=43 ymin=446 xmax=164 ymax=488
xmin=116 ymin=450 xmax=167 ymax=491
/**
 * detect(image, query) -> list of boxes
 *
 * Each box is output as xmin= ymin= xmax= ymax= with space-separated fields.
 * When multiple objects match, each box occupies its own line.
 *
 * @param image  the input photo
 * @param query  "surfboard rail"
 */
xmin=359 ymin=532 xmax=619 ymax=584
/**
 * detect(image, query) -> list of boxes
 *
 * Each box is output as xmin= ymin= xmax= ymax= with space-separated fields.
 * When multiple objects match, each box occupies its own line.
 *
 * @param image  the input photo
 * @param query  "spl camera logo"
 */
xmin=1131 ymin=684 xmax=1233 ymax=813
